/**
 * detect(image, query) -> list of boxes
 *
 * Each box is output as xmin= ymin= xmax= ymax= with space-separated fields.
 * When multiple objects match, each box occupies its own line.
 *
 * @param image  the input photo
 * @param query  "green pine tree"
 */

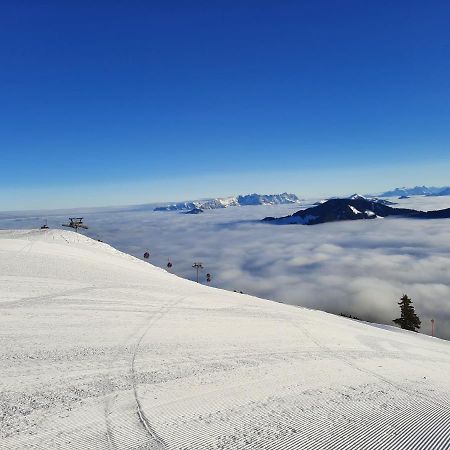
xmin=393 ymin=294 xmax=421 ymax=332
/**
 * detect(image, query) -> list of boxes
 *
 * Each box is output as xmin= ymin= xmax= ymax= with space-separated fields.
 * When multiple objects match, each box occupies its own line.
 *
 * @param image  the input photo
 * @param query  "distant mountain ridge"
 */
xmin=379 ymin=186 xmax=450 ymax=197
xmin=427 ymin=187 xmax=450 ymax=197
xmin=184 ymin=207 xmax=204 ymax=215
xmin=263 ymin=195 xmax=450 ymax=225
xmin=154 ymin=192 xmax=300 ymax=211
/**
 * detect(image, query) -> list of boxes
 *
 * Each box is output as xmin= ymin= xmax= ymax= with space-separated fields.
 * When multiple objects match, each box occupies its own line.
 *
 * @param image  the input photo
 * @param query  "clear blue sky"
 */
xmin=2 ymin=1 xmax=450 ymax=210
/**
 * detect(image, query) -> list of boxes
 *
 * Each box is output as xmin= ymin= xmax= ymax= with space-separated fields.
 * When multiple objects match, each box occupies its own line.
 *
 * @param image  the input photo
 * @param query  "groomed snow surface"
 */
xmin=1 ymin=229 xmax=450 ymax=450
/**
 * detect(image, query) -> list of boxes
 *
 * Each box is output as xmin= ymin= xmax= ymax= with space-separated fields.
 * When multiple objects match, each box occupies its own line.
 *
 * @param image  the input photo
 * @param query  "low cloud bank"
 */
xmin=2 ymin=199 xmax=450 ymax=339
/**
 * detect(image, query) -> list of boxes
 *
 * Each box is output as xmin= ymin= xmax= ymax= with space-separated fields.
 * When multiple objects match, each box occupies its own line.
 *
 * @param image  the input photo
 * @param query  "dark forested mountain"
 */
xmin=263 ymin=197 xmax=450 ymax=225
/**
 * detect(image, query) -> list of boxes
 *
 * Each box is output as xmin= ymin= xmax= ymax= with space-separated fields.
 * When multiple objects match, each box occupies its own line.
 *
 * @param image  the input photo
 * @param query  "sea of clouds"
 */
xmin=2 ymin=195 xmax=450 ymax=339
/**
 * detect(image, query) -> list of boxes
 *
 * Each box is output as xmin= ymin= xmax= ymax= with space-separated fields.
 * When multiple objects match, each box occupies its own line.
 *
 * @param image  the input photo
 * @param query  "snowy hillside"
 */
xmin=154 ymin=192 xmax=300 ymax=211
xmin=2 ymin=229 xmax=450 ymax=450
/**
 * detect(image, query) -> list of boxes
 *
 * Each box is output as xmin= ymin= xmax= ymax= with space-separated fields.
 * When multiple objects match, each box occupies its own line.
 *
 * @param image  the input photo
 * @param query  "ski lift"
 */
xmin=40 ymin=219 xmax=49 ymax=230
xmin=143 ymin=251 xmax=150 ymax=259
xmin=62 ymin=217 xmax=88 ymax=232
xmin=206 ymin=273 xmax=212 ymax=283
xmin=167 ymin=260 xmax=173 ymax=269
xmin=192 ymin=262 xmax=204 ymax=283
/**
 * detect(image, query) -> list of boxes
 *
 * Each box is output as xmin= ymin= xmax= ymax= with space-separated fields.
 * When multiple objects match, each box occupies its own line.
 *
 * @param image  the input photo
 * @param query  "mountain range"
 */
xmin=263 ymin=195 xmax=450 ymax=225
xmin=379 ymin=186 xmax=450 ymax=197
xmin=154 ymin=192 xmax=301 ymax=211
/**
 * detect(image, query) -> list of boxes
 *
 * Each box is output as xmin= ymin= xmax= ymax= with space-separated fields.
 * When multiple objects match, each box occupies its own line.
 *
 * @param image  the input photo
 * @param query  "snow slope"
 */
xmin=1 ymin=229 xmax=450 ymax=449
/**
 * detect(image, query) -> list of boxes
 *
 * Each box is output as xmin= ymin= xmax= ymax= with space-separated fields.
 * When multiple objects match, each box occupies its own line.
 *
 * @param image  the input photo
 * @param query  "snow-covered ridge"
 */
xmin=347 ymin=193 xmax=395 ymax=205
xmin=154 ymin=192 xmax=300 ymax=211
xmin=2 ymin=229 xmax=450 ymax=449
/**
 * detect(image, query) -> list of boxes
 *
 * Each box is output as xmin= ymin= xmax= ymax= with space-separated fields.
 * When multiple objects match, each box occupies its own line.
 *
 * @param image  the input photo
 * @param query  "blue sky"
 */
xmin=2 ymin=1 xmax=450 ymax=210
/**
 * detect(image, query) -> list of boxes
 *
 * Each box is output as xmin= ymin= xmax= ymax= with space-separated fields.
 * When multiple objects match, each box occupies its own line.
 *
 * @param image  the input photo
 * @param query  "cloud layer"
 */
xmin=2 ymin=197 xmax=450 ymax=339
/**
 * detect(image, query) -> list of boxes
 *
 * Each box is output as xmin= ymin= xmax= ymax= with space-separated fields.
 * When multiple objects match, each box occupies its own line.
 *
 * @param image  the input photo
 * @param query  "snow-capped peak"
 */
xmin=348 ymin=194 xmax=367 ymax=200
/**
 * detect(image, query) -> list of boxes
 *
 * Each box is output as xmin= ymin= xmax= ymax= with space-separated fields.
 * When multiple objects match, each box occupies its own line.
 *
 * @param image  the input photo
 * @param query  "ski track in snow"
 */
xmin=129 ymin=295 xmax=186 ymax=450
xmin=1 ymin=229 xmax=450 ymax=449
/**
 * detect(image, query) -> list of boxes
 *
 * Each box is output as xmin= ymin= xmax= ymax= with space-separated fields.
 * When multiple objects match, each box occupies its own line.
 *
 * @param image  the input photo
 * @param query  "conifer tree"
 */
xmin=393 ymin=294 xmax=421 ymax=332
